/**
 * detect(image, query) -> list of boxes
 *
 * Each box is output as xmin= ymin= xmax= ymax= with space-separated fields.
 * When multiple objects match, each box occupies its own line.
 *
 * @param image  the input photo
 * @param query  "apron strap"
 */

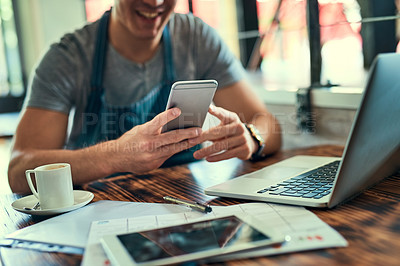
xmin=76 ymin=10 xmax=111 ymax=147
xmin=90 ymin=10 xmax=111 ymax=92
xmin=162 ymin=25 xmax=176 ymax=83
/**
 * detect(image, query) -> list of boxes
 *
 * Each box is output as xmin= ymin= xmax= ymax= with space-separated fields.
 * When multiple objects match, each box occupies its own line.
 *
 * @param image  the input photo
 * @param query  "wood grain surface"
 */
xmin=1 ymin=145 xmax=399 ymax=265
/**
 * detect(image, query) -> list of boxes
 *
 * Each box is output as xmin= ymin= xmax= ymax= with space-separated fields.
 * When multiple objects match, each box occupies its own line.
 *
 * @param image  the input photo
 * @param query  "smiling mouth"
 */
xmin=137 ymin=10 xmax=160 ymax=19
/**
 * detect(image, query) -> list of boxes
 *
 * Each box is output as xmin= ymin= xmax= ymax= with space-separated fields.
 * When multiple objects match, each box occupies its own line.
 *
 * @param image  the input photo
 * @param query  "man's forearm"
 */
xmin=8 ymin=140 xmax=120 ymax=193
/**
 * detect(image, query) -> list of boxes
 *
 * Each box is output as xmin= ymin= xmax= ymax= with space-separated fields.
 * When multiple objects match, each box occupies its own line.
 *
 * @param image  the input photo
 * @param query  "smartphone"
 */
xmin=101 ymin=214 xmax=285 ymax=266
xmin=161 ymin=80 xmax=218 ymax=133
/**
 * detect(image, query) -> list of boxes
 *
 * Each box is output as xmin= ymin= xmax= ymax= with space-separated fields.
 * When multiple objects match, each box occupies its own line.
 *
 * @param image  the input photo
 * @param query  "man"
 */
xmin=8 ymin=0 xmax=281 ymax=193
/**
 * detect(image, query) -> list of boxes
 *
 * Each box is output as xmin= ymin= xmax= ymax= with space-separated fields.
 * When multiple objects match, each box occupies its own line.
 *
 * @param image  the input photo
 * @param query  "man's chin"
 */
xmin=136 ymin=28 xmax=163 ymax=40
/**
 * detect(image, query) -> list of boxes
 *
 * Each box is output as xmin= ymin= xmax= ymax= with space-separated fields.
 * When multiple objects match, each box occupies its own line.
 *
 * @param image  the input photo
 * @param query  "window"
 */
xmin=319 ymin=0 xmax=364 ymax=86
xmin=253 ymin=0 xmax=399 ymax=89
xmin=191 ymin=0 xmax=240 ymax=58
xmin=0 ymin=0 xmax=24 ymax=113
xmin=254 ymin=0 xmax=366 ymax=88
xmin=255 ymin=0 xmax=311 ymax=88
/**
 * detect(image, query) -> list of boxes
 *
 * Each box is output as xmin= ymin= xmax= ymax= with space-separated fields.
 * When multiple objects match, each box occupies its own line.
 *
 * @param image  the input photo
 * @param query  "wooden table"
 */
xmin=1 ymin=145 xmax=399 ymax=265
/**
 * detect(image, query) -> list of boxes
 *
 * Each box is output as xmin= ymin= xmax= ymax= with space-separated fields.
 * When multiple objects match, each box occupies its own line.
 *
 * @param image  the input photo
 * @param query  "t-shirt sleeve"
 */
xmin=193 ymin=17 xmax=246 ymax=89
xmin=25 ymin=42 xmax=81 ymax=114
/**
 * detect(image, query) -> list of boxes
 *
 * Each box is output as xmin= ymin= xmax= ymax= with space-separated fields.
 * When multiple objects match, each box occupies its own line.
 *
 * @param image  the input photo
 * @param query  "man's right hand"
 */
xmin=112 ymin=107 xmax=202 ymax=173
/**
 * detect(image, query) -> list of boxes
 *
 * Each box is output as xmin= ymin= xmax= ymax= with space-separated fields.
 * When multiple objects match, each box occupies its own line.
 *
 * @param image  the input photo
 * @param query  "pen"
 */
xmin=163 ymin=196 xmax=212 ymax=213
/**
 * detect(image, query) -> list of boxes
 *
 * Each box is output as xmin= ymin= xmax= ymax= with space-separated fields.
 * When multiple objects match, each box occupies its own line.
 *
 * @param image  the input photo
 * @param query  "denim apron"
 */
xmin=76 ymin=10 xmax=198 ymax=166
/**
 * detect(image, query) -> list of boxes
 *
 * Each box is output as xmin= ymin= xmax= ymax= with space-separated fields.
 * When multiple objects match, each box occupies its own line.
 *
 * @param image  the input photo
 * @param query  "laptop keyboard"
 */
xmin=257 ymin=160 xmax=340 ymax=200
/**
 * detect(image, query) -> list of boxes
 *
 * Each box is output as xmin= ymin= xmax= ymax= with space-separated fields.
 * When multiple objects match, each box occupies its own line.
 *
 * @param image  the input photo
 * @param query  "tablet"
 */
xmin=161 ymin=80 xmax=218 ymax=133
xmin=101 ymin=214 xmax=285 ymax=266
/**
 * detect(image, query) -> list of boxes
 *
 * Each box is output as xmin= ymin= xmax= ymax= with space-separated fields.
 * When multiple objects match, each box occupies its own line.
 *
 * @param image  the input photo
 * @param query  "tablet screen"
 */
xmin=117 ymin=215 xmax=270 ymax=263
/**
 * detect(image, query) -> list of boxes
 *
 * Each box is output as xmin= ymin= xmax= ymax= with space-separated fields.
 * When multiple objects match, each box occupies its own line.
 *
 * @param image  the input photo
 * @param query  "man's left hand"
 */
xmin=191 ymin=105 xmax=257 ymax=162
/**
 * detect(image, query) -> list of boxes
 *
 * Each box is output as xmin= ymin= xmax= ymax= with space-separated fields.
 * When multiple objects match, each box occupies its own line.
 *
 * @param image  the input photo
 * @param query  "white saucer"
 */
xmin=12 ymin=190 xmax=94 ymax=216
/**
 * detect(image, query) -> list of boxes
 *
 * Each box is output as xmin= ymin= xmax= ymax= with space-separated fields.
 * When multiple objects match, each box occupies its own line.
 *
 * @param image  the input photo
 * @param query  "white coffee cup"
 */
xmin=25 ymin=163 xmax=74 ymax=210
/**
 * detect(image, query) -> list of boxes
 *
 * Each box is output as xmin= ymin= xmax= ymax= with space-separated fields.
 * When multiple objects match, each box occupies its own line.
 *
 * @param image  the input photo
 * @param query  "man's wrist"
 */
xmin=88 ymin=140 xmax=121 ymax=176
xmin=244 ymin=123 xmax=266 ymax=161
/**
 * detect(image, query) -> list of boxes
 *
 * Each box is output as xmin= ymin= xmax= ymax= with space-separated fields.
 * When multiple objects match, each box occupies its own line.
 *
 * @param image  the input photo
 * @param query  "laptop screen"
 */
xmin=329 ymin=53 xmax=400 ymax=207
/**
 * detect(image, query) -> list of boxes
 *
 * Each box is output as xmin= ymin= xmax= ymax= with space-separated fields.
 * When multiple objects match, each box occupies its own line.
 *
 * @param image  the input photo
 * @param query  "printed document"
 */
xmin=82 ymin=202 xmax=347 ymax=266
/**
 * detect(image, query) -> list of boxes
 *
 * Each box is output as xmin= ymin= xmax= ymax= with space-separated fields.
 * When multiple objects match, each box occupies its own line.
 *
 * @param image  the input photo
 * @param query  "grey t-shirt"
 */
xmin=26 ymin=13 xmax=245 ymax=148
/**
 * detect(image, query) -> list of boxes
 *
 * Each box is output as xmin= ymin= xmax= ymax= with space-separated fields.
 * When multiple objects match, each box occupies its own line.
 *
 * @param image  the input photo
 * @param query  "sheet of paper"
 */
xmin=6 ymin=200 xmax=193 ymax=248
xmin=82 ymin=203 xmax=347 ymax=266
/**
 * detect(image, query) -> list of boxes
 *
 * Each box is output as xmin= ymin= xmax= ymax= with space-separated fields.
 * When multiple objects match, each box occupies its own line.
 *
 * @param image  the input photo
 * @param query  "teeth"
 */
xmin=138 ymin=11 xmax=158 ymax=19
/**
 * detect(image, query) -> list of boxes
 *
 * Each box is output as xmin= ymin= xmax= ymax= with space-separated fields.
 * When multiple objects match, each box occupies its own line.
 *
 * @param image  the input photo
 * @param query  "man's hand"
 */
xmin=113 ymin=107 xmax=202 ymax=173
xmin=191 ymin=105 xmax=257 ymax=162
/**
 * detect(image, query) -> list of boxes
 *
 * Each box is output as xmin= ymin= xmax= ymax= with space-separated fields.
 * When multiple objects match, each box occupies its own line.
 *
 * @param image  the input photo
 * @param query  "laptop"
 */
xmin=205 ymin=53 xmax=400 ymax=208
